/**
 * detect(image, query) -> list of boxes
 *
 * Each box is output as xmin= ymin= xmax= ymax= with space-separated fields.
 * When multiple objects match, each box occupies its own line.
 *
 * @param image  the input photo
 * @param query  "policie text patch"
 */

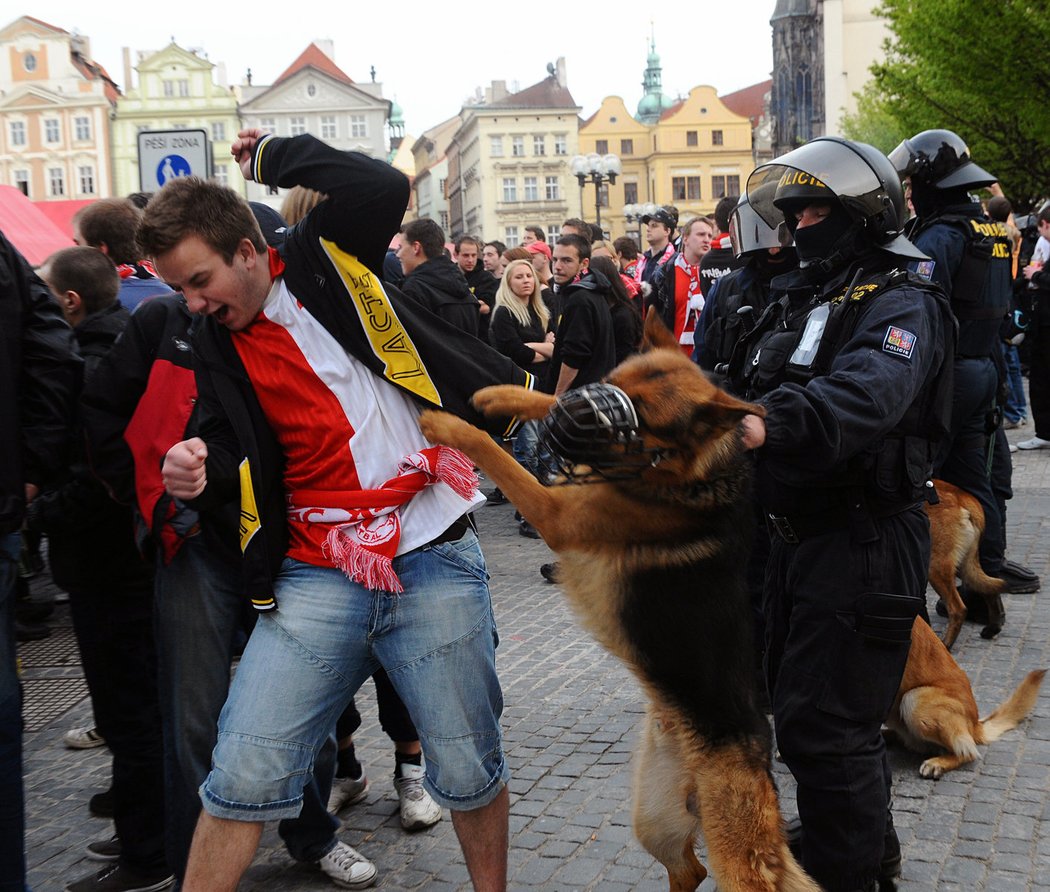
xmin=883 ymin=326 xmax=916 ymax=360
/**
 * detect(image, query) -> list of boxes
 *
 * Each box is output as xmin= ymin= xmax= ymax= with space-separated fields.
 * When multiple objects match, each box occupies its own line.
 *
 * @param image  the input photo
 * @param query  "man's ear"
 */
xmin=64 ymin=290 xmax=83 ymax=315
xmin=237 ymin=237 xmax=259 ymax=266
xmin=580 ymin=257 xmax=589 ymax=273
xmin=97 ymin=242 xmax=111 ymax=258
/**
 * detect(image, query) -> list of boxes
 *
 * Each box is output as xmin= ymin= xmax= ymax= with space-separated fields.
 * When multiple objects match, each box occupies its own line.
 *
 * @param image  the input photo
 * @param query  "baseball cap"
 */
xmin=249 ymin=201 xmax=288 ymax=248
xmin=525 ymin=241 xmax=552 ymax=259
xmin=640 ymin=208 xmax=675 ymax=229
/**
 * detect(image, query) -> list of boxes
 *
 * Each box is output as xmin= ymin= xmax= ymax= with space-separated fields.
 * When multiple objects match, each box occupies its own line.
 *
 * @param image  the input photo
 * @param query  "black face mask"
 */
xmin=792 ymin=205 xmax=853 ymax=265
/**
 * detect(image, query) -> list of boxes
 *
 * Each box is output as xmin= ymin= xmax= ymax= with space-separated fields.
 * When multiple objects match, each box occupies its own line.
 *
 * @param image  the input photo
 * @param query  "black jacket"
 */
xmin=191 ymin=134 xmax=533 ymax=609
xmin=401 ymin=256 xmax=480 ymax=336
xmin=0 ymin=230 xmax=81 ymax=533
xmin=546 ymin=269 xmax=617 ymax=391
xmin=489 ymin=304 xmax=552 ymax=390
xmin=463 ymin=265 xmax=499 ymax=341
xmin=699 ymin=241 xmax=742 ymax=297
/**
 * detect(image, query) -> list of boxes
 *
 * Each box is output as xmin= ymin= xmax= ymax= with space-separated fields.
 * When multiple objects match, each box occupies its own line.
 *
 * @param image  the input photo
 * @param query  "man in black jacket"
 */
xmin=0 ymin=229 xmax=81 ymax=892
xmin=149 ymin=131 xmax=529 ymax=892
xmin=456 ymin=236 xmax=498 ymax=340
xmin=396 ymin=219 xmax=479 ymax=336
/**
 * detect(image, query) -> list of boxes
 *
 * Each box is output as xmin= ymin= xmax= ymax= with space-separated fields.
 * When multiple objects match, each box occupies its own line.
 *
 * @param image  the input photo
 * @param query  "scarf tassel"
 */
xmin=434 ymin=446 xmax=478 ymax=501
xmin=326 ymin=528 xmax=404 ymax=594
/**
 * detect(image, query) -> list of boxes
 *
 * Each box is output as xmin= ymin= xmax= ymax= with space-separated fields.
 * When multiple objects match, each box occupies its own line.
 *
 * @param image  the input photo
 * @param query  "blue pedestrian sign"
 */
xmin=137 ymin=129 xmax=211 ymax=192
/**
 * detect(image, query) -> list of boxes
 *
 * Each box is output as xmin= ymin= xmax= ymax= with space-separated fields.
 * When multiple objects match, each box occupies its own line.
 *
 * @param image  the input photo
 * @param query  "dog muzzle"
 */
xmin=536 ymin=382 xmax=666 ymax=484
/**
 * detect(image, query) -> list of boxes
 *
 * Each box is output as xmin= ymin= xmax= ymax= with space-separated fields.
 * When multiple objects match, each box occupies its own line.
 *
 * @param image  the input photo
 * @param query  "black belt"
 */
xmin=767 ymin=501 xmax=916 ymax=544
xmin=427 ymin=515 xmax=474 ymax=547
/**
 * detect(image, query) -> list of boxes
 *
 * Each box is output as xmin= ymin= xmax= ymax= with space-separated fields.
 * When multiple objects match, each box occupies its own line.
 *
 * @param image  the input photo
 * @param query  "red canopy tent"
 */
xmin=34 ymin=198 xmax=95 ymax=240
xmin=0 ymin=186 xmax=73 ymax=266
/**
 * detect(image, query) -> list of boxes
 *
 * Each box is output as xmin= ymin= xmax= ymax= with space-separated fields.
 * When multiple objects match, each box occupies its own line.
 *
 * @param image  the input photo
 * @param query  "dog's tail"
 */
xmin=956 ymin=506 xmax=1006 ymax=597
xmin=978 ymin=669 xmax=1047 ymax=744
xmin=779 ymin=856 xmax=823 ymax=892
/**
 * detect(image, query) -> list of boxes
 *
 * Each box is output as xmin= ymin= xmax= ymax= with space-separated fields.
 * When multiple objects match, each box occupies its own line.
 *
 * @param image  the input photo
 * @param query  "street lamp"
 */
xmin=623 ymin=202 xmax=659 ymax=249
xmin=570 ymin=152 xmax=623 ymax=233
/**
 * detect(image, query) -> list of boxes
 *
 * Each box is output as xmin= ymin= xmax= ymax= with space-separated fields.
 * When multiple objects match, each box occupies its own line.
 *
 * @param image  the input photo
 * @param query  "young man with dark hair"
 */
xmin=636 ymin=207 xmax=676 ymax=285
xmin=41 ymin=247 xmax=120 ymax=321
xmin=547 ymin=234 xmax=615 ymax=395
xmin=559 ymin=218 xmax=590 ymax=239
xmin=455 ymin=235 xmax=498 ymax=339
xmin=649 ymin=217 xmax=714 ymax=355
xmin=147 ymin=130 xmax=531 ymax=892
xmin=397 ymin=219 xmax=479 ymax=335
xmin=73 ymin=199 xmax=173 ymax=311
xmin=521 ymin=226 xmax=545 ymax=246
xmin=481 ymin=240 xmax=506 ymax=277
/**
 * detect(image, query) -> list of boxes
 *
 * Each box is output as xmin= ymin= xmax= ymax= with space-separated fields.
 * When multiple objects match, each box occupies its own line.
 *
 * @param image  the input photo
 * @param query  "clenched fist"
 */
xmin=163 ymin=437 xmax=209 ymax=500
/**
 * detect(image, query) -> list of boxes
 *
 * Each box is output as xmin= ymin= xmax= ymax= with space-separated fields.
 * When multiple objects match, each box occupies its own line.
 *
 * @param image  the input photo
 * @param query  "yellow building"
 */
xmin=0 ymin=16 xmax=118 ymax=202
xmin=579 ymin=86 xmax=754 ymax=243
xmin=112 ymin=43 xmax=242 ymax=197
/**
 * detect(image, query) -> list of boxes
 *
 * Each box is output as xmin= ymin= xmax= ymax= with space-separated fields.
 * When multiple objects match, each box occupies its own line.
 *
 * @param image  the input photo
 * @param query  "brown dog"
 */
xmin=418 ymin=315 xmax=818 ymax=892
xmin=887 ymin=616 xmax=1045 ymax=778
xmin=924 ymin=479 xmax=1007 ymax=650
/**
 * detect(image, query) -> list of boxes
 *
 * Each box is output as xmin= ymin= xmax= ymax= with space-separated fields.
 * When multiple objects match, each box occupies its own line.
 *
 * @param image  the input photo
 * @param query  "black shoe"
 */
xmin=485 ymin=487 xmax=508 ymax=505
xmin=66 ymin=863 xmax=174 ymax=892
xmin=16 ymin=599 xmax=55 ymax=623
xmin=519 ymin=520 xmax=541 ymax=539
xmin=89 ymin=789 xmax=114 ymax=818
xmin=540 ymin=562 xmax=559 ymax=583
xmin=999 ymin=559 xmax=1041 ymax=594
xmin=15 ymin=620 xmax=50 ymax=642
xmin=935 ymin=589 xmax=1001 ymax=627
xmin=86 ymin=836 xmax=121 ymax=862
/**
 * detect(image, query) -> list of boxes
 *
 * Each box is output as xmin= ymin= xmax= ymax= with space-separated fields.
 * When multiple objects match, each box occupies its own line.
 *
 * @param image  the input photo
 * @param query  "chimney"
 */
xmin=485 ymin=80 xmax=507 ymax=104
xmin=123 ymin=47 xmax=133 ymax=93
xmin=555 ymin=57 xmax=567 ymax=88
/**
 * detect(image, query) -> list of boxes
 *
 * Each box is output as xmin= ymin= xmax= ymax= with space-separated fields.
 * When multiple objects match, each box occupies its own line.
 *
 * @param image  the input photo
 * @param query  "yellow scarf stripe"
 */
xmin=319 ymin=238 xmax=441 ymax=405
xmin=238 ymin=457 xmax=261 ymax=553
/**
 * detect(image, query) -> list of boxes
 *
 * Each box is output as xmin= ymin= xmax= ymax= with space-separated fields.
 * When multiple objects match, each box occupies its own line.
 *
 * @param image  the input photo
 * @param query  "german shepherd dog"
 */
xmin=418 ymin=316 xmax=818 ymax=892
xmin=924 ymin=479 xmax=1006 ymax=650
xmin=887 ymin=616 xmax=1045 ymax=778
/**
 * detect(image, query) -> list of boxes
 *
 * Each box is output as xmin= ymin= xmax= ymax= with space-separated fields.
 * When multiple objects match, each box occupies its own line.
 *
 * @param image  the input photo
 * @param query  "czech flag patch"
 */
xmin=883 ymin=326 xmax=916 ymax=360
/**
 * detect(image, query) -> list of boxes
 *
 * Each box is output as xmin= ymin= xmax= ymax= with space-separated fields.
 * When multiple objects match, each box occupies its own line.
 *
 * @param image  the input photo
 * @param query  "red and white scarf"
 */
xmin=288 ymin=445 xmax=476 ymax=593
xmin=674 ymin=253 xmax=705 ymax=347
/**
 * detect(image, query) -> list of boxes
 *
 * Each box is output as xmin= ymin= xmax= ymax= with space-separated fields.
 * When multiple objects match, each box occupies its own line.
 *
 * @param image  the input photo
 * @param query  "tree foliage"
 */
xmin=845 ymin=0 xmax=1050 ymax=210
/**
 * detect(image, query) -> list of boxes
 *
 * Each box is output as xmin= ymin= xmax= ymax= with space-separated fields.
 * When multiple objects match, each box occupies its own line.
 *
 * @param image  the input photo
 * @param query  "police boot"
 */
xmin=999 ymin=558 xmax=1040 ymax=594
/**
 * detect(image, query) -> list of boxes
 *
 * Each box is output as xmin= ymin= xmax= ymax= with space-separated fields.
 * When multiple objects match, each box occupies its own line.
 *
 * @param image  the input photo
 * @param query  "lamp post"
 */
xmin=570 ymin=152 xmax=623 ymax=235
xmin=622 ymin=202 xmax=659 ymax=249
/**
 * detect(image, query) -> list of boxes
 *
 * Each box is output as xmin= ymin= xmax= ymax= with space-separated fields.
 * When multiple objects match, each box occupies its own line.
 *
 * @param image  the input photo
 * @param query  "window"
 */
xmin=711 ymin=175 xmax=741 ymax=199
xmin=260 ymin=117 xmax=277 ymax=134
xmin=14 ymin=169 xmax=29 ymax=197
xmin=44 ymin=119 xmax=60 ymax=143
xmin=307 ymin=84 xmax=316 ymax=97
xmin=712 ymin=129 xmax=724 ymax=146
xmin=163 ymin=80 xmax=174 ymax=97
xmin=623 ymin=182 xmax=638 ymax=204
xmin=595 ymin=139 xmax=608 ymax=155
xmin=504 ymin=226 xmax=520 ymax=247
xmin=524 ymin=176 xmax=539 ymax=201
xmin=511 ymin=136 xmax=524 ymax=157
xmin=178 ymin=79 xmax=190 ymax=97
xmin=502 ymin=177 xmax=517 ymax=202
xmin=490 ymin=135 xmax=503 ymax=157
xmin=290 ymin=116 xmax=306 ymax=136
xmin=672 ymin=176 xmax=702 ymax=201
xmin=211 ymin=121 xmax=226 ymax=142
xmin=533 ymin=135 xmax=545 ymax=155
xmin=213 ymin=164 xmax=228 ymax=186
xmin=554 ymin=134 xmax=567 ymax=155
xmin=438 ymin=177 xmax=447 ymax=197
xmin=9 ymin=121 xmax=26 ymax=147
xmin=75 ymin=116 xmax=91 ymax=141
xmin=49 ymin=167 xmax=65 ymax=197
xmin=546 ymin=225 xmax=560 ymax=243
xmin=23 ymin=52 xmax=36 ymax=72
xmin=686 ymin=131 xmax=698 ymax=147
xmin=78 ymin=166 xmax=95 ymax=195
xmin=545 ymin=176 xmax=560 ymax=201
xmin=440 ymin=210 xmax=449 ymax=231
xmin=620 ymin=138 xmax=634 ymax=156
xmin=321 ymin=116 xmax=337 ymax=139
xmin=350 ymin=115 xmax=368 ymax=138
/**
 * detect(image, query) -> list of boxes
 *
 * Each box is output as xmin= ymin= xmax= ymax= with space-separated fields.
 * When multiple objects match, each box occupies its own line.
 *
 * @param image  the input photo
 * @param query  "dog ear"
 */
xmin=641 ymin=307 xmax=679 ymax=352
xmin=687 ymin=387 xmax=765 ymax=439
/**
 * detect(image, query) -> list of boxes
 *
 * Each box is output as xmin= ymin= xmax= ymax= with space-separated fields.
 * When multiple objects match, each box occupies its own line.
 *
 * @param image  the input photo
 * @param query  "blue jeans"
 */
xmin=1002 ymin=343 xmax=1027 ymax=423
xmin=201 ymin=529 xmax=507 ymax=821
xmin=0 ymin=532 xmax=27 ymax=892
xmin=512 ymin=420 xmax=542 ymax=478
xmin=154 ymin=534 xmax=338 ymax=873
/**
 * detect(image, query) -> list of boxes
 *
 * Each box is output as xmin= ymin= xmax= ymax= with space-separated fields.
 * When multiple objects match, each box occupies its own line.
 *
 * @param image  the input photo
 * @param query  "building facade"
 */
xmin=0 ymin=16 xmax=118 ymax=202
xmin=447 ymin=59 xmax=583 ymax=246
xmin=112 ymin=42 xmax=242 ymax=197
xmin=411 ymin=114 xmax=460 ymax=235
xmin=238 ymin=42 xmax=391 ymax=208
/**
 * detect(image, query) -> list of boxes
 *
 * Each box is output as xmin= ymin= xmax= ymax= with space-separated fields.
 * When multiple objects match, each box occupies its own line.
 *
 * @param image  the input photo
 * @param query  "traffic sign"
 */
xmin=137 ymin=129 xmax=212 ymax=192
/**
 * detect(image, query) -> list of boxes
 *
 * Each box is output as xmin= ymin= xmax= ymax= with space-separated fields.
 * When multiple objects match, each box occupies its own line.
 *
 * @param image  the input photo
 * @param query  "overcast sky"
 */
xmin=23 ymin=2 xmax=776 ymax=136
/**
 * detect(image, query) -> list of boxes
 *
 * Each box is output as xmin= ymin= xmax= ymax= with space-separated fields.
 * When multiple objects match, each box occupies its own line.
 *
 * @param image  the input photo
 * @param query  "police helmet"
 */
xmin=888 ymin=129 xmax=996 ymax=191
xmin=746 ymin=136 xmax=927 ymax=262
xmin=728 ymin=189 xmax=792 ymax=258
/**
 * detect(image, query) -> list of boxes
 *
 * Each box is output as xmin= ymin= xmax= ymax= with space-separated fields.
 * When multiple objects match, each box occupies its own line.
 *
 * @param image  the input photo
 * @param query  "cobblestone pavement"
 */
xmin=18 ymin=426 xmax=1050 ymax=891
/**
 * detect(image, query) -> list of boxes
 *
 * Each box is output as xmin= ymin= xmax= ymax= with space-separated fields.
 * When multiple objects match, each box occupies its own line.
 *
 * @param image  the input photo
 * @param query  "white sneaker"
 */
xmin=1017 ymin=436 xmax=1050 ymax=450
xmin=64 ymin=726 xmax=106 ymax=750
xmin=317 ymin=841 xmax=377 ymax=889
xmin=394 ymin=762 xmax=442 ymax=831
xmin=327 ymin=775 xmax=369 ymax=814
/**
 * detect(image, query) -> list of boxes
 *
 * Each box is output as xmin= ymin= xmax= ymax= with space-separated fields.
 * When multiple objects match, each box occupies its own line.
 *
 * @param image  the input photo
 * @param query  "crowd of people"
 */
xmin=1 ymin=124 xmax=1045 ymax=892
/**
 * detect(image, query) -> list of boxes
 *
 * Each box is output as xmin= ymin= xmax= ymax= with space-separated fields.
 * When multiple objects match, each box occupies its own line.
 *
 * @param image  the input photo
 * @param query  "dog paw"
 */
xmin=419 ymin=410 xmax=475 ymax=450
xmin=919 ymin=759 xmax=945 ymax=780
xmin=472 ymin=385 xmax=553 ymax=420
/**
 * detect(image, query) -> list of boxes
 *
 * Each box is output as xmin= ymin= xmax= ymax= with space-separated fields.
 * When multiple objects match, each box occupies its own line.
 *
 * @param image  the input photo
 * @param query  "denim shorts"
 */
xmin=200 ymin=529 xmax=508 ymax=820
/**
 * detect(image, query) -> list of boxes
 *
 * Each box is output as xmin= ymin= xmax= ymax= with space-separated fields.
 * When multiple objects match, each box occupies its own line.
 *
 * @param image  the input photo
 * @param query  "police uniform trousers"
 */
xmin=935 ymin=356 xmax=1003 ymax=575
xmin=764 ymin=504 xmax=929 ymax=892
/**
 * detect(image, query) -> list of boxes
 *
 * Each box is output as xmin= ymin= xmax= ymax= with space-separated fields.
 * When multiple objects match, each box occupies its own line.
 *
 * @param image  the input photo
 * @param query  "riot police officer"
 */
xmin=734 ymin=137 xmax=954 ymax=892
xmin=891 ymin=129 xmax=1040 ymax=608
